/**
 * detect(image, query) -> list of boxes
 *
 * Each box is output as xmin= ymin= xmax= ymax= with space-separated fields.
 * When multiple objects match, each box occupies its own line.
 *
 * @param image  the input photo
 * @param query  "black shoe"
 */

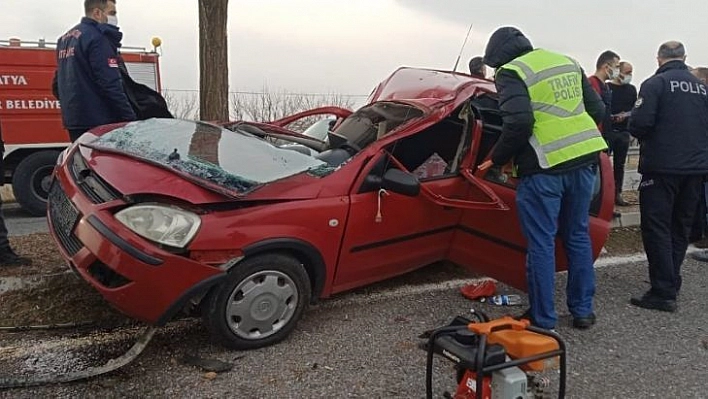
xmin=615 ymin=193 xmax=630 ymax=206
xmin=690 ymin=250 xmax=708 ymax=262
xmin=0 ymin=249 xmax=32 ymax=266
xmin=630 ymin=292 xmax=677 ymax=312
xmin=572 ymin=313 xmax=596 ymax=329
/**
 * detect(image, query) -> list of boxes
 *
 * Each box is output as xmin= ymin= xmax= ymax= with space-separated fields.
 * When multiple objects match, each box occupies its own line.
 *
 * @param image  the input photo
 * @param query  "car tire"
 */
xmin=12 ymin=150 xmax=61 ymax=216
xmin=202 ymin=253 xmax=311 ymax=350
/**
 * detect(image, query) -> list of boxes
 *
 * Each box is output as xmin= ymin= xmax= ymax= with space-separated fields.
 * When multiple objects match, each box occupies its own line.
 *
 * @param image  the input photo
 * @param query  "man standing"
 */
xmin=589 ymin=51 xmax=621 ymax=136
xmin=629 ymin=42 xmax=708 ymax=312
xmin=479 ymin=27 xmax=607 ymax=330
xmin=690 ymin=67 xmax=708 ymax=261
xmin=55 ymin=0 xmax=136 ymax=142
xmin=0 ymin=121 xmax=32 ymax=266
xmin=607 ymin=61 xmax=637 ymax=206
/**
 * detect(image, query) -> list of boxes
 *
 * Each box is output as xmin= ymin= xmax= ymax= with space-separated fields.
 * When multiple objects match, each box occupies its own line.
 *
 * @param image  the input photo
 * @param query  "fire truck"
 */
xmin=0 ymin=37 xmax=162 ymax=215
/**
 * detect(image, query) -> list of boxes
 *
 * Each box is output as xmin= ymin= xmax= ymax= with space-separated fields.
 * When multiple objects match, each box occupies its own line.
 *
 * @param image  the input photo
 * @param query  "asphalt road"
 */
xmin=2 ymin=204 xmax=47 ymax=237
xmin=1 ymin=255 xmax=706 ymax=398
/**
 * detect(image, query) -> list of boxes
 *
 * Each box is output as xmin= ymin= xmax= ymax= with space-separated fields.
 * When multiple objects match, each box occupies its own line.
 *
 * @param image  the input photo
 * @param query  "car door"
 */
xmin=447 ymin=101 xmax=615 ymax=291
xmin=331 ymin=103 xmax=506 ymax=293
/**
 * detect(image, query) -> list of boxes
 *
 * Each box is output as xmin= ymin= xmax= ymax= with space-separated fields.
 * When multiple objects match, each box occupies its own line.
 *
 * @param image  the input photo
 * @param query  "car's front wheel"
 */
xmin=202 ymin=253 xmax=311 ymax=350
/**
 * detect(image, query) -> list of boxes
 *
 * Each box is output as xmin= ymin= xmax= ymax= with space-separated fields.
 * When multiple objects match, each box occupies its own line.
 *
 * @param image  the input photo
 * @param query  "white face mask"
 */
xmin=620 ymin=74 xmax=633 ymax=85
xmin=106 ymin=15 xmax=118 ymax=26
xmin=607 ymin=66 xmax=620 ymax=80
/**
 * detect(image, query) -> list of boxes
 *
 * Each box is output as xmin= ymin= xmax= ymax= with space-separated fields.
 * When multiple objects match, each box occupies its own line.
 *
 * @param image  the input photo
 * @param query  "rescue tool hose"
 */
xmin=0 ymin=326 xmax=157 ymax=389
xmin=0 ymin=321 xmax=94 ymax=332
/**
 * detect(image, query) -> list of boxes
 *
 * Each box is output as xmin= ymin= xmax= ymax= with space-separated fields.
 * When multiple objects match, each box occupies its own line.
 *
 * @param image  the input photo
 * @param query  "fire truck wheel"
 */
xmin=12 ymin=150 xmax=61 ymax=216
xmin=201 ymin=253 xmax=312 ymax=350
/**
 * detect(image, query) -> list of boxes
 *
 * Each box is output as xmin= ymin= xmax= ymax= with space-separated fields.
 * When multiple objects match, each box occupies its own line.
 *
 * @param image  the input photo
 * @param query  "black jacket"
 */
xmin=55 ymin=18 xmax=136 ymax=131
xmin=118 ymin=60 xmax=173 ymax=120
xmin=629 ymin=60 xmax=708 ymax=175
xmin=483 ymin=27 xmax=605 ymax=176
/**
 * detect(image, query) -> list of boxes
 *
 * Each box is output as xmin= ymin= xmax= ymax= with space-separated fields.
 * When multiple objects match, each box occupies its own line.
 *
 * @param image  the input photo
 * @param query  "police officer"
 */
xmin=629 ymin=42 xmax=708 ymax=312
xmin=479 ymin=27 xmax=607 ymax=330
xmin=0 ymin=120 xmax=32 ymax=267
xmin=55 ymin=0 xmax=136 ymax=142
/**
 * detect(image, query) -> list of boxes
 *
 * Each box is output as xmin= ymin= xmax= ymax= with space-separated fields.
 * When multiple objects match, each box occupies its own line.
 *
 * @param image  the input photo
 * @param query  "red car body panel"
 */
xmin=269 ymin=106 xmax=353 ymax=128
xmin=47 ymin=67 xmax=614 ymax=325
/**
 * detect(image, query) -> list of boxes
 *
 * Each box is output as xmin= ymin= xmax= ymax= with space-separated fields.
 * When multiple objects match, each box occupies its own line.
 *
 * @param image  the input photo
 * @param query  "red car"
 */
xmin=47 ymin=67 xmax=614 ymax=349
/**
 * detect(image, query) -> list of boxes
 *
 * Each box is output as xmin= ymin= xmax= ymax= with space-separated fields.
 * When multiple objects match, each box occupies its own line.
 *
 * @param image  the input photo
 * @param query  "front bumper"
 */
xmin=47 ymin=154 xmax=225 ymax=325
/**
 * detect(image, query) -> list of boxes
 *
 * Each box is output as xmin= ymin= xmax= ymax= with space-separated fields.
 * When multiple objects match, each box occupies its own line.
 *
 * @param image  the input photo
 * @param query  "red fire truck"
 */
xmin=0 ymin=37 xmax=162 ymax=215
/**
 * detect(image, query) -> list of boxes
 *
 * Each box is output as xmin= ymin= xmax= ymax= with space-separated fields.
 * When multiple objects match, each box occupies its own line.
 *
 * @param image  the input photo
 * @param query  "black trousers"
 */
xmin=605 ymin=130 xmax=631 ymax=194
xmin=690 ymin=182 xmax=707 ymax=242
xmin=0 ymin=197 xmax=10 ymax=250
xmin=0 ymin=155 xmax=9 ymax=251
xmin=639 ymin=173 xmax=703 ymax=299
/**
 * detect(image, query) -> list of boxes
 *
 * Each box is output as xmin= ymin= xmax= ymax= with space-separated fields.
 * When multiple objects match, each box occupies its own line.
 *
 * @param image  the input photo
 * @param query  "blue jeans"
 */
xmin=516 ymin=165 xmax=596 ymax=329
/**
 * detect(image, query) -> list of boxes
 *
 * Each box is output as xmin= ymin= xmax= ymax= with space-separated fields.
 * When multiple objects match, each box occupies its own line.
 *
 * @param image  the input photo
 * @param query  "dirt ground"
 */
xmin=0 ymin=273 xmax=129 ymax=328
xmin=0 ymin=226 xmax=647 ymax=328
xmin=0 ymin=233 xmax=68 ymax=278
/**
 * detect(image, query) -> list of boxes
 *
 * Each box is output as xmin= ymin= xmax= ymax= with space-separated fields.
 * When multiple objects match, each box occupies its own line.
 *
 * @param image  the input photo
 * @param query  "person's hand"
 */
xmin=612 ymin=112 xmax=629 ymax=123
xmin=478 ymin=160 xmax=494 ymax=171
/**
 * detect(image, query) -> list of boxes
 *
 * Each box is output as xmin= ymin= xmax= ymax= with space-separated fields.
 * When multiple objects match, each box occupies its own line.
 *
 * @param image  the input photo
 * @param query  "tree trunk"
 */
xmin=198 ymin=0 xmax=229 ymax=121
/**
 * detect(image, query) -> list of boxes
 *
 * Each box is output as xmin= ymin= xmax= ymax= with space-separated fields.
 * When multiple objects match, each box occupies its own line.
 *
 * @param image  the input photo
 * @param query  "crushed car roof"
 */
xmin=367 ymin=67 xmax=496 ymax=105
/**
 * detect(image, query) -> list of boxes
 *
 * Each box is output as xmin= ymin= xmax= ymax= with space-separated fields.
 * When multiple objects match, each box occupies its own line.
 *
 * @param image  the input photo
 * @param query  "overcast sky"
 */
xmin=3 ymin=0 xmax=707 ymax=98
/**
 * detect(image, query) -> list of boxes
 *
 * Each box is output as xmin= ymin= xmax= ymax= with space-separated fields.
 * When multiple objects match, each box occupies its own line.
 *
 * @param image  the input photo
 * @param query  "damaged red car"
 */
xmin=47 ymin=67 xmax=614 ymax=349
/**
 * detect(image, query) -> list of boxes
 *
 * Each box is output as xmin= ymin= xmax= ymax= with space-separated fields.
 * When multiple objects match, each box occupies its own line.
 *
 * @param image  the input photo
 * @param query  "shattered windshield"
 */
xmin=86 ymin=119 xmax=335 ymax=195
xmin=334 ymin=102 xmax=424 ymax=149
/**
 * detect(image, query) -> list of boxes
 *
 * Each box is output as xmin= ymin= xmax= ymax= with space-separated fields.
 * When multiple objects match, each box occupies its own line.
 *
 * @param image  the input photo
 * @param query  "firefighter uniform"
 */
xmin=629 ymin=59 xmax=708 ymax=308
xmin=55 ymin=17 xmax=136 ymax=141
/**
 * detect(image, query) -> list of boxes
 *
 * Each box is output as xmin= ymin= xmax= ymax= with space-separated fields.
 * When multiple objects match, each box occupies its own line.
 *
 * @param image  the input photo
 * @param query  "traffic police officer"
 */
xmin=629 ymin=41 xmax=708 ymax=312
xmin=479 ymin=27 xmax=606 ymax=330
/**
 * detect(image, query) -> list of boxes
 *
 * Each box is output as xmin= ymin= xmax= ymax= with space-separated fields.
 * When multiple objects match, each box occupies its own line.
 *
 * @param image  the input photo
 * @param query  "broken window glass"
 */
xmin=85 ymin=119 xmax=336 ymax=195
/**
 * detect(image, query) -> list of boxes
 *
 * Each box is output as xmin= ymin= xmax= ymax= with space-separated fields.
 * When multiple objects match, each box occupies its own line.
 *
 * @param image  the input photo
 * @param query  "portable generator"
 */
xmin=423 ymin=313 xmax=566 ymax=399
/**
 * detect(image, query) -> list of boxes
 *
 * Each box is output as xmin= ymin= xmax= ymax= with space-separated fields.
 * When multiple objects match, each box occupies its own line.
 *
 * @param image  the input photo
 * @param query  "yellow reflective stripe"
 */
xmin=545 ymin=137 xmax=608 ymax=167
xmin=507 ymin=61 xmax=579 ymax=87
xmin=542 ymin=128 xmax=603 ymax=153
xmin=530 ymin=129 xmax=606 ymax=168
xmin=530 ymin=101 xmax=585 ymax=118
xmin=506 ymin=60 xmax=534 ymax=80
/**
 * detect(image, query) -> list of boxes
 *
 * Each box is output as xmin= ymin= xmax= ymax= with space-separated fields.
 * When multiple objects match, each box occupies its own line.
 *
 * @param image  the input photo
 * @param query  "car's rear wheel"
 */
xmin=202 ymin=253 xmax=311 ymax=350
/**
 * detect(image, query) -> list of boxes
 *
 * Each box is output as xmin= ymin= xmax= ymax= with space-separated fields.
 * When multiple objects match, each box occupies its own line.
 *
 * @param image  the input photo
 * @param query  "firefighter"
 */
xmin=629 ymin=42 xmax=708 ymax=311
xmin=0 ymin=120 xmax=32 ymax=267
xmin=478 ymin=27 xmax=606 ymax=330
xmin=54 ymin=0 xmax=136 ymax=142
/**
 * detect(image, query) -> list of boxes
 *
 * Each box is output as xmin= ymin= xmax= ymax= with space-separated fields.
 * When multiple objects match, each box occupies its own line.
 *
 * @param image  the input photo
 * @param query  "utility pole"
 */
xmin=198 ymin=0 xmax=229 ymax=121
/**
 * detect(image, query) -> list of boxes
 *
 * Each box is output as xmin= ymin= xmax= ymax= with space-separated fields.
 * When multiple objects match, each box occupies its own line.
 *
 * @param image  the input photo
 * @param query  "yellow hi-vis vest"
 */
xmin=499 ymin=49 xmax=607 ymax=169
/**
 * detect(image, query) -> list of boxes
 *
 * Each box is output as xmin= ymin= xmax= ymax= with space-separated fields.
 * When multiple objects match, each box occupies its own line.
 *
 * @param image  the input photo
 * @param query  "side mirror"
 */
xmin=382 ymin=168 xmax=420 ymax=197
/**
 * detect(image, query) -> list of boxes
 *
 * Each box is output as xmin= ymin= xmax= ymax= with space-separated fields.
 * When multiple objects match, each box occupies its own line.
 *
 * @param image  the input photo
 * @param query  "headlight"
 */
xmin=115 ymin=205 xmax=201 ymax=248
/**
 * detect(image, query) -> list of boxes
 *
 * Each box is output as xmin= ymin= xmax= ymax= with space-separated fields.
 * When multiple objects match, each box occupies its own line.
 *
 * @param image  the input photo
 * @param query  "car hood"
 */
xmin=82 ymin=118 xmax=336 ymax=199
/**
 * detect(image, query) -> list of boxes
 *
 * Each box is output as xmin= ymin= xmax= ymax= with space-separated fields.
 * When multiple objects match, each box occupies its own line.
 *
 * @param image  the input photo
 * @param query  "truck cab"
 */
xmin=0 ymin=37 xmax=162 ymax=215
